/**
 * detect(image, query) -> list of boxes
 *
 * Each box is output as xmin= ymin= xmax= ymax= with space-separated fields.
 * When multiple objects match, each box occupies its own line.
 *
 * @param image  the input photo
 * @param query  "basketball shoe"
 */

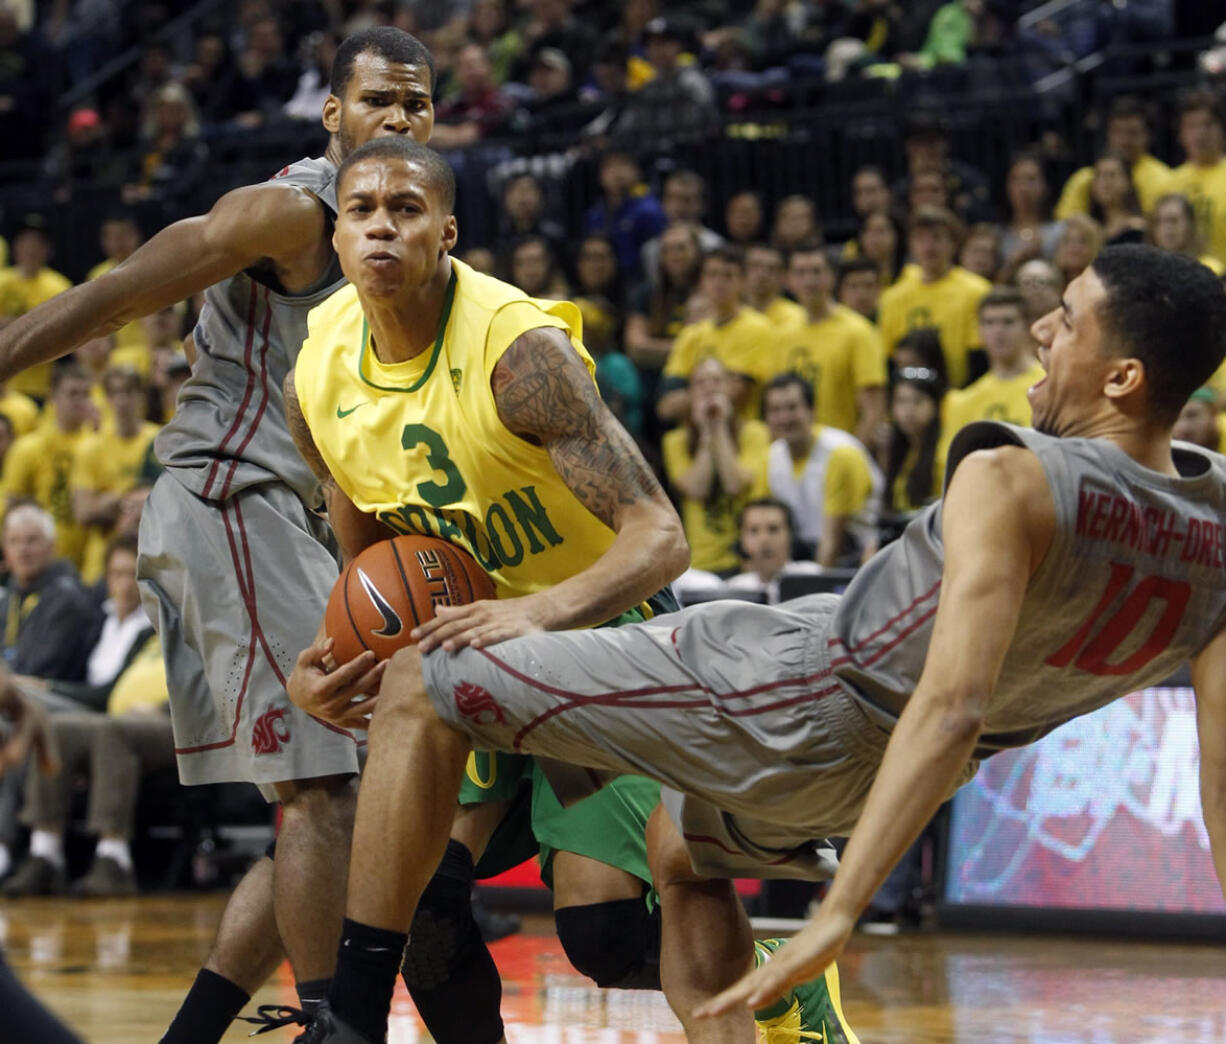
xmin=751 ymin=938 xmax=861 ymax=1044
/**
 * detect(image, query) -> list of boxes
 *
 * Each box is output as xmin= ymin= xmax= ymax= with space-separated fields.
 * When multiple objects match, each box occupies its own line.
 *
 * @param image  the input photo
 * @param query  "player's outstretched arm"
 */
xmin=0 ymin=182 xmax=329 ymax=383
xmin=413 ymin=325 xmax=689 ymax=653
xmin=1190 ymin=627 xmax=1226 ymax=897
xmin=699 ymin=444 xmax=1056 ymax=1018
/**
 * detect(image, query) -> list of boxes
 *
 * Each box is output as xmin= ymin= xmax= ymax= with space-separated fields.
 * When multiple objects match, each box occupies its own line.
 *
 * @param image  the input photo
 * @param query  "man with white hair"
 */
xmin=0 ymin=502 xmax=100 ymax=878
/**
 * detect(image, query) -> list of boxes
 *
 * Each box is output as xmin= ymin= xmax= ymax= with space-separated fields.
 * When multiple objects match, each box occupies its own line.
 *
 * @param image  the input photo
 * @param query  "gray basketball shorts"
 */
xmin=422 ymin=594 xmax=899 ymax=880
xmin=137 ymin=473 xmax=361 ymax=799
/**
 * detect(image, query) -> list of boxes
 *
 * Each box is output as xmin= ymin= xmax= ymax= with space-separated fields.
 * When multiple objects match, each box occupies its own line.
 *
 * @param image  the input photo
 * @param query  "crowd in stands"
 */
xmin=1 ymin=0 xmax=1226 ymax=898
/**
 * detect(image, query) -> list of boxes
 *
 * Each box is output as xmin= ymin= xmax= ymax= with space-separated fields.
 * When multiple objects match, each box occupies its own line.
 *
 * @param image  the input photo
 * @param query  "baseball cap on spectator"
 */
xmin=13 ymin=213 xmax=50 ymax=239
xmin=67 ymin=108 xmax=101 ymax=134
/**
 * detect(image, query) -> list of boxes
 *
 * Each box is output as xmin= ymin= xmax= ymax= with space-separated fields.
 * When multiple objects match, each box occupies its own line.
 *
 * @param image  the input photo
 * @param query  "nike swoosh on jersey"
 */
xmin=336 ymin=402 xmax=368 ymax=418
xmin=356 ymin=568 xmax=403 ymax=637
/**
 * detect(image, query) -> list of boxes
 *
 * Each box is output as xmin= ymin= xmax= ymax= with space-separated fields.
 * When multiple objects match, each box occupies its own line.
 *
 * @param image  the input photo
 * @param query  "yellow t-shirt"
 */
xmin=663 ymin=420 xmax=770 ymax=573
xmin=297 ymin=259 xmax=634 ymax=604
xmin=942 ymin=362 xmax=1044 ymax=434
xmin=107 ymin=635 xmax=170 ymax=715
xmin=760 ymin=296 xmax=807 ymax=330
xmin=663 ymin=306 xmax=778 ymax=419
xmin=0 ymin=266 xmax=74 ymax=398
xmin=0 ymin=424 xmax=90 ymax=567
xmin=71 ymin=422 xmax=161 ymax=582
xmin=877 ymin=265 xmax=992 ymax=388
xmin=1199 ymin=254 xmax=1225 ymax=276
xmin=773 ymin=304 xmax=887 ymax=434
xmin=1166 ymin=159 xmax=1226 ymax=264
xmin=87 ymin=259 xmax=150 ymax=363
xmin=0 ymin=388 xmax=39 ymax=436
xmin=1054 ymin=153 xmax=1172 ymax=219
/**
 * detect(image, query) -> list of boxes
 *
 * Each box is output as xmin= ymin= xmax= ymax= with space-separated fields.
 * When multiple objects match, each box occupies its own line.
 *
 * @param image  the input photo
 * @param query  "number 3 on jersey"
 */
xmin=1046 ymin=561 xmax=1190 ymax=676
xmin=401 ymin=423 xmax=467 ymax=508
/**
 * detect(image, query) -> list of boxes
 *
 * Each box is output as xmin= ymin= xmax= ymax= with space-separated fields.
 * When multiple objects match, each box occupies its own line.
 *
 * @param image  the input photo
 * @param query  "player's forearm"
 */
xmin=534 ymin=505 xmax=688 ymax=631
xmin=820 ymin=691 xmax=982 ymax=922
xmin=0 ymin=282 xmax=124 ymax=382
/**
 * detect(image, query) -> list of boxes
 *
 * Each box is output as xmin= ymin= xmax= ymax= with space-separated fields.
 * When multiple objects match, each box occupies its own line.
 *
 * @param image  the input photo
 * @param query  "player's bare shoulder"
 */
xmin=947 ymin=445 xmax=1056 ymax=562
xmin=202 ymin=179 xmax=334 ymax=293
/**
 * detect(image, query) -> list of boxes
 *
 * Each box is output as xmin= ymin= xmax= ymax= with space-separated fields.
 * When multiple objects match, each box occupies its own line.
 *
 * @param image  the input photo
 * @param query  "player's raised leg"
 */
xmin=646 ymin=806 xmax=755 ymax=1043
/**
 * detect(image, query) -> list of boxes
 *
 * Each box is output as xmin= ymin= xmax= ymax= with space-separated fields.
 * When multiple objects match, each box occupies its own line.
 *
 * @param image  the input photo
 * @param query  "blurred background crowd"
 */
xmin=0 ymin=0 xmax=1225 ymax=909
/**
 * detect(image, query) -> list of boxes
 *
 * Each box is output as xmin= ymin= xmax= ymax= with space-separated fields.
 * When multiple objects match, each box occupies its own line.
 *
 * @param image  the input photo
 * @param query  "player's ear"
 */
xmin=322 ymin=93 xmax=341 ymax=135
xmin=441 ymin=215 xmax=458 ymax=256
xmin=1103 ymin=356 xmax=1145 ymax=403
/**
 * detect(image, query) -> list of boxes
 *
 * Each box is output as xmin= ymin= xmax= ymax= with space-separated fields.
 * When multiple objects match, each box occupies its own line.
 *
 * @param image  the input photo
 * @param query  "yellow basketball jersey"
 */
xmin=296 ymin=258 xmax=621 ymax=600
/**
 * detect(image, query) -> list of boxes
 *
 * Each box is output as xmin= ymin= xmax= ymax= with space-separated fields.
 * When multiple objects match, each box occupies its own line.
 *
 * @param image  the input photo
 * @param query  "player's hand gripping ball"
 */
xmin=325 ymin=535 xmax=496 ymax=663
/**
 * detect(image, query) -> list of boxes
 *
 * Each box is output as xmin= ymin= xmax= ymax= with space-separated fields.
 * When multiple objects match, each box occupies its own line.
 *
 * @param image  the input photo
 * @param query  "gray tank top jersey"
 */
xmin=829 ymin=420 xmax=1226 ymax=757
xmin=154 ymin=156 xmax=345 ymax=506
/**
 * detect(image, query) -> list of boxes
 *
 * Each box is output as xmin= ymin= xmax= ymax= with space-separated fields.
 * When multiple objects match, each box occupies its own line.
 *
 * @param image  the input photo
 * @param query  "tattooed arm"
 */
xmin=412 ymin=326 xmax=689 ymax=652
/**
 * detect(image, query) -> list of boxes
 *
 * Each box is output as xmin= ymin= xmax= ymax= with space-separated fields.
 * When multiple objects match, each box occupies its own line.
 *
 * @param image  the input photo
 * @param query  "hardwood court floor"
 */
xmin=2 ymin=894 xmax=1224 ymax=1042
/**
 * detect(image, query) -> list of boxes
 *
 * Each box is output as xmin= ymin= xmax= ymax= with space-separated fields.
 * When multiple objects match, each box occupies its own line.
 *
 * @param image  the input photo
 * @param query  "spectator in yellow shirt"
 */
xmin=779 ymin=242 xmax=886 ymax=445
xmin=662 ymin=357 xmax=769 ymax=574
xmin=1148 ymin=193 xmax=1225 ymax=274
xmin=877 ymin=205 xmax=991 ymax=388
xmin=72 ymin=367 xmax=160 ymax=584
xmin=0 ymin=216 xmax=73 ymax=401
xmin=836 ymin=257 xmax=883 ymax=322
xmin=0 ymin=380 xmax=39 ymax=437
xmin=0 ymin=365 xmax=95 ymax=568
xmin=1166 ymin=89 xmax=1226 ymax=265
xmin=743 ymin=243 xmax=805 ymax=328
xmin=760 ymin=373 xmax=881 ymax=567
xmin=1054 ymin=96 xmax=1171 ymax=219
xmin=943 ymin=288 xmax=1044 ymax=439
xmin=87 ymin=212 xmax=148 ymax=365
xmin=658 ymin=245 xmax=775 ymax=423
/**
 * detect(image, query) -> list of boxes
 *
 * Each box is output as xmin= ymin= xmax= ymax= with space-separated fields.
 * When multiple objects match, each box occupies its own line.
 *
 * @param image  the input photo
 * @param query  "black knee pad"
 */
xmin=555 ymin=899 xmax=661 ymax=991
xmin=400 ymin=840 xmax=478 ymax=991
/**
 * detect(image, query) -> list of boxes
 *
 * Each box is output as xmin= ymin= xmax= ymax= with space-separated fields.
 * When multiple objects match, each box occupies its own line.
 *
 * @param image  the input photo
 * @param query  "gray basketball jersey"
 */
xmin=829 ymin=420 xmax=1226 ymax=757
xmin=154 ymin=156 xmax=345 ymax=506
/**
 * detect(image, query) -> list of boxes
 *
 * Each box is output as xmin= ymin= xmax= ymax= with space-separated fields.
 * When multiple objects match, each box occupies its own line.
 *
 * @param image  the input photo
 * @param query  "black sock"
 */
xmin=401 ymin=841 xmax=503 ymax=1044
xmin=329 ymin=918 xmax=407 ymax=1042
xmin=160 ymin=968 xmax=250 ymax=1044
xmin=296 ymin=977 xmax=330 ymax=1015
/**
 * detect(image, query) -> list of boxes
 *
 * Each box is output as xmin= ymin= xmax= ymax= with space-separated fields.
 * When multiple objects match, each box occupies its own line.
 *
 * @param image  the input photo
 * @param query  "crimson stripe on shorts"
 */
xmin=201 ymin=282 xmax=260 ymax=498
xmin=231 ymin=497 xmax=359 ymax=741
xmin=175 ymin=500 xmax=258 ymax=754
xmin=471 ymin=648 xmax=836 ymax=751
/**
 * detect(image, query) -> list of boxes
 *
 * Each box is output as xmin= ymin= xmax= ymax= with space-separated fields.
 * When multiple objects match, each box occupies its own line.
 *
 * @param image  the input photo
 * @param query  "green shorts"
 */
xmin=460 ymin=601 xmax=670 ymax=890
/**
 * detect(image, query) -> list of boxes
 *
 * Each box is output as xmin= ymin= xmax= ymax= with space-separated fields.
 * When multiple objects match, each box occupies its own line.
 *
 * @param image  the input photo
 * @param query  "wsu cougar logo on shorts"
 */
xmin=252 ymin=707 xmax=291 ymax=754
xmin=453 ymin=681 xmax=507 ymax=726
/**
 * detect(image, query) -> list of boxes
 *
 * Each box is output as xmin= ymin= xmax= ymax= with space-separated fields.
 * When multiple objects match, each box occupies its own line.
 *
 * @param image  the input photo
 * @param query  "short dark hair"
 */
xmin=837 ymin=256 xmax=880 ymax=287
xmin=105 ymin=531 xmax=140 ymax=568
xmin=738 ymin=497 xmax=796 ymax=538
xmin=1107 ymin=94 xmax=1151 ymax=128
xmin=701 ymin=244 xmax=745 ymax=272
xmin=909 ymin=205 xmax=963 ymax=242
xmin=51 ymin=361 xmax=89 ymax=390
xmin=1091 ymin=244 xmax=1226 ymax=425
xmin=978 ymin=286 xmax=1027 ymax=319
xmin=787 ymin=239 xmax=827 ymax=265
xmin=763 ymin=371 xmax=814 ymax=410
xmin=331 ymin=26 xmax=434 ymax=96
xmin=336 ymin=137 xmax=456 ymax=211
xmin=1178 ymin=88 xmax=1224 ymax=128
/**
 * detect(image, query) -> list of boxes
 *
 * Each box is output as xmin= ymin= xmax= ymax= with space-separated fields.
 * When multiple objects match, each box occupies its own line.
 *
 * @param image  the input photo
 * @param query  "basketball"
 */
xmin=324 ymin=535 xmax=496 ymax=663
